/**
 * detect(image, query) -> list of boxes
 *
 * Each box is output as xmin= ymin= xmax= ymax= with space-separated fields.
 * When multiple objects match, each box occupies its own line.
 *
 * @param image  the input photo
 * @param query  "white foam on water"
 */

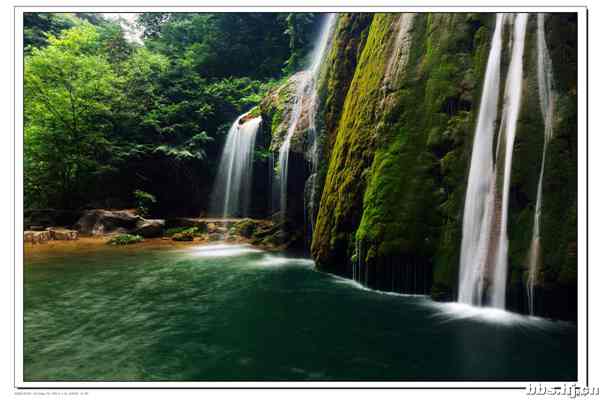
xmin=253 ymin=254 xmax=315 ymax=268
xmin=328 ymin=273 xmax=428 ymax=298
xmin=427 ymin=301 xmax=562 ymax=328
xmin=189 ymin=243 xmax=262 ymax=258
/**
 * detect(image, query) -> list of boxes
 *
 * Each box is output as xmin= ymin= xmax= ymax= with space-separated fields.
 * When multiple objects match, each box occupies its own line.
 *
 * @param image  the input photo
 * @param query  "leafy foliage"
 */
xmin=107 ymin=234 xmax=144 ymax=245
xmin=134 ymin=190 xmax=157 ymax=217
xmin=24 ymin=12 xmax=326 ymax=213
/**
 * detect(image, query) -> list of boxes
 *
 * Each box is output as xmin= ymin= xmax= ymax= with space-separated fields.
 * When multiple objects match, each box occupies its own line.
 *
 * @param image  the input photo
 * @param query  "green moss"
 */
xmin=311 ymin=14 xmax=398 ymax=273
xmin=352 ymin=14 xmax=493 ymax=296
xmin=302 ymin=12 xmax=576 ymax=310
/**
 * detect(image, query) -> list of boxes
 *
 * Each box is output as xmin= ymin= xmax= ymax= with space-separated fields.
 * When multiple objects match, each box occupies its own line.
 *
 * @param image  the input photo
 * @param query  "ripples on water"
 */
xmin=24 ymin=243 xmax=577 ymax=381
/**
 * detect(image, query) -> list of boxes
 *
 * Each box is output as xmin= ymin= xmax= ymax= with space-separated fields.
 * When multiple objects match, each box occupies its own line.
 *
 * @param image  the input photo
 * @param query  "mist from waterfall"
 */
xmin=211 ymin=114 xmax=262 ymax=218
xmin=276 ymin=13 xmax=337 ymax=223
xmin=458 ymin=13 xmax=528 ymax=309
xmin=527 ymin=13 xmax=556 ymax=314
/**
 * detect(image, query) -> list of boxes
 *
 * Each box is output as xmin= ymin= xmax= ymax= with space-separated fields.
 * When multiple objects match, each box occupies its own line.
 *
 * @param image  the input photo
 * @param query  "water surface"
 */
xmin=24 ymin=243 xmax=576 ymax=381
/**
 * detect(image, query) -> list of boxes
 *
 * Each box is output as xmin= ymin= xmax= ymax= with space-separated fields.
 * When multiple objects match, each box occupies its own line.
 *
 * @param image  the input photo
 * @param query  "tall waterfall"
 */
xmin=276 ymin=13 xmax=337 ymax=222
xmin=211 ymin=113 xmax=262 ymax=218
xmin=490 ymin=13 xmax=528 ymax=308
xmin=458 ymin=14 xmax=505 ymax=306
xmin=458 ymin=13 xmax=528 ymax=308
xmin=527 ymin=13 xmax=556 ymax=314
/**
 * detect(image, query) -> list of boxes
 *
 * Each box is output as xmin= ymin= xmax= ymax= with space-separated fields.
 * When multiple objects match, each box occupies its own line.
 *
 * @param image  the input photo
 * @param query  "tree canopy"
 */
xmin=24 ymin=12 xmax=322 ymax=214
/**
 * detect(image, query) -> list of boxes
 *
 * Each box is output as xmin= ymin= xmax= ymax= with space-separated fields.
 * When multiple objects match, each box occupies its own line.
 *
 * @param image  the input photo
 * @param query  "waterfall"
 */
xmin=276 ymin=13 xmax=337 ymax=223
xmin=490 ymin=13 xmax=528 ymax=308
xmin=458 ymin=13 xmax=505 ymax=306
xmin=458 ymin=13 xmax=528 ymax=309
xmin=211 ymin=113 xmax=262 ymax=218
xmin=527 ymin=13 xmax=555 ymax=314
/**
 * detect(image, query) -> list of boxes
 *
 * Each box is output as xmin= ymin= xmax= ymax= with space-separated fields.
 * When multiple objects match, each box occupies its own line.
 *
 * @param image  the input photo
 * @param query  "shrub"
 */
xmin=134 ymin=190 xmax=157 ymax=217
xmin=107 ymin=234 xmax=144 ymax=245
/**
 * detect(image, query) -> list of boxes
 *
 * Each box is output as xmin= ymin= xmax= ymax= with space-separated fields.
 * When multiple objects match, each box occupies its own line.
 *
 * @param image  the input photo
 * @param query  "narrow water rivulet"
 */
xmin=527 ymin=13 xmax=556 ymax=315
xmin=276 ymin=13 xmax=336 ymax=222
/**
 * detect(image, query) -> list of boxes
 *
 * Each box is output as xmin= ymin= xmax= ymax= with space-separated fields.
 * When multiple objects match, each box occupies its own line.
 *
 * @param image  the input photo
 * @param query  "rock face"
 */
xmin=261 ymin=13 xmax=577 ymax=320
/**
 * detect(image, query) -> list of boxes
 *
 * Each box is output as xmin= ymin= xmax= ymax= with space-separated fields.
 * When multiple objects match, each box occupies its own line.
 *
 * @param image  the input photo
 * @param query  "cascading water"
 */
xmin=458 ymin=13 xmax=505 ymax=306
xmin=458 ymin=13 xmax=528 ymax=309
xmin=211 ymin=114 xmax=262 ymax=218
xmin=527 ymin=13 xmax=556 ymax=314
xmin=276 ymin=13 xmax=337 ymax=224
xmin=490 ymin=13 xmax=528 ymax=308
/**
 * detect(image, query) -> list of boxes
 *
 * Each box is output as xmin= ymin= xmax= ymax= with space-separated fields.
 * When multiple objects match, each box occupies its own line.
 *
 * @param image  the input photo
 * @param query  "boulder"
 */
xmin=75 ymin=209 xmax=140 ymax=235
xmin=47 ymin=228 xmax=78 ymax=241
xmin=133 ymin=219 xmax=165 ymax=238
xmin=24 ymin=230 xmax=51 ymax=244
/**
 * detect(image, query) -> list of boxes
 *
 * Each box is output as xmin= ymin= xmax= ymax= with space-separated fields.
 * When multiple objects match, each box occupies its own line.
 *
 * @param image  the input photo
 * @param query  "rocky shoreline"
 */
xmin=24 ymin=208 xmax=296 ymax=252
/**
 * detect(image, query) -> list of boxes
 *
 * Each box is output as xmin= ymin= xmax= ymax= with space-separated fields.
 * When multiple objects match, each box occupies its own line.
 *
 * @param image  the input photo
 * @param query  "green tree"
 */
xmin=24 ymin=23 xmax=120 ymax=207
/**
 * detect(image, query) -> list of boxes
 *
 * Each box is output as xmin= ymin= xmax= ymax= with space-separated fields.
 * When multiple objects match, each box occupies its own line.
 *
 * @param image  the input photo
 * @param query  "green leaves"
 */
xmin=24 ymin=12 xmax=322 ymax=211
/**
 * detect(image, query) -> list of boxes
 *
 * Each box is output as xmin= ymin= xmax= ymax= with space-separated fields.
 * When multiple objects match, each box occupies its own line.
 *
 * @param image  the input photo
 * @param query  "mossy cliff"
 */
xmin=311 ymin=13 xmax=495 ymax=290
xmin=260 ymin=13 xmax=577 ymax=320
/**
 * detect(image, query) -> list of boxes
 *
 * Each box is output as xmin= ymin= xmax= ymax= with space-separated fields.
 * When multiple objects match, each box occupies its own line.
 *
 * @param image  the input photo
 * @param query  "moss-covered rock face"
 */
xmin=260 ymin=72 xmax=308 ymax=154
xmin=505 ymin=13 xmax=578 ymax=319
xmin=261 ymin=13 xmax=577 ymax=320
xmin=311 ymin=13 xmax=496 ymax=286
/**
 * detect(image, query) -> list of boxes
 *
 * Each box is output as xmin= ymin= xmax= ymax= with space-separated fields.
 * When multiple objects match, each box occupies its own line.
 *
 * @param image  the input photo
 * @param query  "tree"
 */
xmin=24 ymin=13 xmax=74 ymax=50
xmin=24 ymin=23 xmax=120 ymax=207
